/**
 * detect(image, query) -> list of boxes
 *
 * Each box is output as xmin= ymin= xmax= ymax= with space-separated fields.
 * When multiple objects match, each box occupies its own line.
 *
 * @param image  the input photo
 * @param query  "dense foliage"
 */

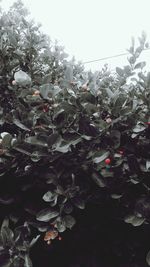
xmin=0 ymin=1 xmax=150 ymax=266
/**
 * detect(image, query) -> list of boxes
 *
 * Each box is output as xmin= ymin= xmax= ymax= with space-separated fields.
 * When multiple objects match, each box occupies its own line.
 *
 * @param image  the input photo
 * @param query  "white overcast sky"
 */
xmin=1 ymin=0 xmax=150 ymax=71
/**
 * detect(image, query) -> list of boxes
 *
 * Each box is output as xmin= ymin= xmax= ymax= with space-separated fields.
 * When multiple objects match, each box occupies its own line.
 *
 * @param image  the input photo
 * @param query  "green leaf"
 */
xmin=146 ymin=161 xmax=150 ymax=170
xmin=47 ymin=133 xmax=61 ymax=147
xmin=67 ymin=89 xmax=76 ymax=98
xmin=43 ymin=74 xmax=51 ymax=84
xmin=14 ymin=146 xmax=32 ymax=156
xmin=25 ymin=136 xmax=48 ymax=147
xmin=0 ymin=196 xmax=14 ymax=204
xmin=64 ymin=215 xmax=76 ymax=229
xmin=31 ymin=151 xmax=43 ymax=162
xmin=93 ymin=151 xmax=110 ymax=164
xmin=133 ymin=124 xmax=146 ymax=133
xmin=43 ymin=191 xmax=56 ymax=202
xmin=1 ymin=132 xmax=12 ymax=148
xmin=56 ymin=221 xmax=66 ymax=232
xmin=124 ymin=215 xmax=135 ymax=223
xmin=146 ymin=72 xmax=150 ymax=88
xmin=24 ymin=255 xmax=33 ymax=267
xmin=116 ymin=67 xmax=124 ymax=76
xmin=105 ymin=88 xmax=114 ymax=98
xmin=40 ymin=83 xmax=53 ymax=99
xmin=29 ymin=235 xmax=40 ymax=248
xmin=36 ymin=208 xmax=59 ymax=222
xmin=63 ymin=203 xmax=73 ymax=214
xmin=124 ymin=214 xmax=145 ymax=226
xmin=134 ymin=62 xmax=146 ymax=69
xmin=14 ymin=70 xmax=31 ymax=86
xmin=111 ymin=194 xmax=122 ymax=199
xmin=55 ymin=144 xmax=71 ymax=153
xmin=92 ymin=172 xmax=106 ymax=187
xmin=131 ymin=217 xmax=145 ymax=226
xmin=13 ymin=119 xmax=30 ymax=131
xmin=124 ymin=65 xmax=131 ymax=75
xmin=100 ymin=168 xmax=114 ymax=178
xmin=1 ymin=218 xmax=9 ymax=228
xmin=70 ymin=138 xmax=82 ymax=146
xmin=72 ymin=198 xmax=85 ymax=209
xmin=0 ymin=226 xmax=14 ymax=247
xmin=64 ymin=65 xmax=73 ymax=82
xmin=110 ymin=130 xmax=121 ymax=149
xmin=53 ymin=85 xmax=62 ymax=97
xmin=81 ymin=135 xmax=92 ymax=140
xmin=146 ymin=250 xmax=150 ymax=266
xmin=128 ymin=56 xmax=136 ymax=65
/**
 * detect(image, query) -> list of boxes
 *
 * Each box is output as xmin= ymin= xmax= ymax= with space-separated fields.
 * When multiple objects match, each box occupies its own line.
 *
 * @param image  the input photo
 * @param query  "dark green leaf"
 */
xmin=64 ymin=215 xmax=76 ymax=229
xmin=101 ymin=168 xmax=114 ymax=178
xmin=93 ymin=151 xmax=110 ymax=164
xmin=64 ymin=65 xmax=73 ymax=82
xmin=55 ymin=144 xmax=71 ymax=153
xmin=81 ymin=135 xmax=92 ymax=140
xmin=146 ymin=72 xmax=150 ymax=87
xmin=111 ymin=194 xmax=122 ymax=199
xmin=55 ymin=221 xmax=66 ymax=232
xmin=53 ymin=86 xmax=62 ymax=97
xmin=134 ymin=62 xmax=146 ymax=69
xmin=0 ymin=197 xmax=14 ymax=205
xmin=146 ymin=250 xmax=150 ymax=266
xmin=24 ymin=255 xmax=33 ymax=267
xmin=72 ymin=198 xmax=85 ymax=209
xmin=63 ymin=203 xmax=73 ymax=214
xmin=14 ymin=70 xmax=31 ymax=86
xmin=47 ymin=133 xmax=60 ymax=147
xmin=124 ymin=215 xmax=136 ymax=223
xmin=13 ymin=119 xmax=30 ymax=131
xmin=1 ymin=133 xmax=12 ymax=148
xmin=0 ymin=226 xmax=14 ymax=247
xmin=131 ymin=217 xmax=145 ymax=226
xmin=40 ymin=83 xmax=53 ymax=99
xmin=31 ymin=151 xmax=43 ymax=162
xmin=133 ymin=124 xmax=146 ymax=133
xmin=105 ymin=88 xmax=114 ymax=98
xmin=43 ymin=191 xmax=56 ymax=202
xmin=110 ymin=130 xmax=121 ymax=149
xmin=43 ymin=74 xmax=51 ymax=84
xmin=36 ymin=209 xmax=59 ymax=222
xmin=146 ymin=161 xmax=150 ymax=170
xmin=116 ymin=67 xmax=124 ymax=76
xmin=124 ymin=214 xmax=145 ymax=226
xmin=92 ymin=172 xmax=106 ymax=187
xmin=25 ymin=136 xmax=48 ymax=147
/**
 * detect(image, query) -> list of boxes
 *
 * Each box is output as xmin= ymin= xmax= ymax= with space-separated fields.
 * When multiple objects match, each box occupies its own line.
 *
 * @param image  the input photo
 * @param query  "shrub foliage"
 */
xmin=0 ymin=1 xmax=150 ymax=266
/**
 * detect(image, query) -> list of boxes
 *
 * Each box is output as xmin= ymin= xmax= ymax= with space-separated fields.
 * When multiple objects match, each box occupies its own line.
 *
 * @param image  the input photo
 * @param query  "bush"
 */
xmin=0 ymin=1 xmax=150 ymax=266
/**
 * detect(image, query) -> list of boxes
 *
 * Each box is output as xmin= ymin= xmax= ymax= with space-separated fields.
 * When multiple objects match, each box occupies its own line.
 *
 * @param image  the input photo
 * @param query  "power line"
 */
xmin=83 ymin=48 xmax=150 ymax=64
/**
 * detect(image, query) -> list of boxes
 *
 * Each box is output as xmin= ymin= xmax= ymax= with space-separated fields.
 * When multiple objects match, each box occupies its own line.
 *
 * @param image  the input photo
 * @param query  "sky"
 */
xmin=1 ymin=0 xmax=150 ymax=71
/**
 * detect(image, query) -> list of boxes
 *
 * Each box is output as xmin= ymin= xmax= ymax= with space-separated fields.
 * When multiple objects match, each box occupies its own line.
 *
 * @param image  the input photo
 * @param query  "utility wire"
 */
xmin=83 ymin=48 xmax=150 ymax=64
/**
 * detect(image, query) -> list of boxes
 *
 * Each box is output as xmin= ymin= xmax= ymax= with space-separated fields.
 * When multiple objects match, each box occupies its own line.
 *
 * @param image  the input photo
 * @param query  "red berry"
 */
xmin=119 ymin=150 xmax=124 ymax=155
xmin=105 ymin=158 xmax=111 ymax=165
xmin=58 ymin=236 xmax=62 ymax=241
